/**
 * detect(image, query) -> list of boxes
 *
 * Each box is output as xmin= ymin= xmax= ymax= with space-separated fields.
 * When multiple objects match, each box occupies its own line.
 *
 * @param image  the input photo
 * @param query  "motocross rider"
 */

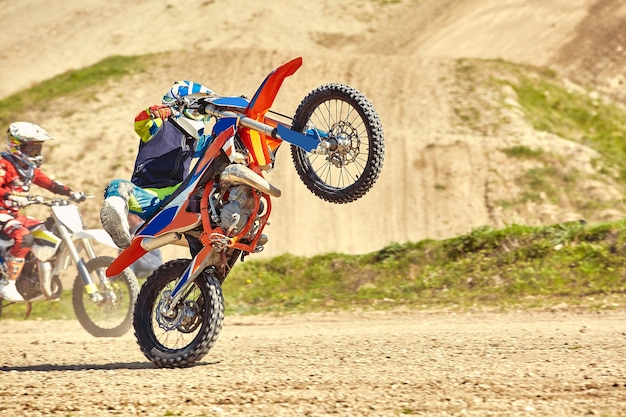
xmin=0 ymin=122 xmax=86 ymax=302
xmin=100 ymin=80 xmax=212 ymax=249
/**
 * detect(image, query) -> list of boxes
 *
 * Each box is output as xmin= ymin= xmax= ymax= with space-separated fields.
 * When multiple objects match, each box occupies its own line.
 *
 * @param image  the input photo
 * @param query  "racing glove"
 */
xmin=7 ymin=194 xmax=31 ymax=208
xmin=149 ymin=105 xmax=172 ymax=121
xmin=69 ymin=191 xmax=87 ymax=202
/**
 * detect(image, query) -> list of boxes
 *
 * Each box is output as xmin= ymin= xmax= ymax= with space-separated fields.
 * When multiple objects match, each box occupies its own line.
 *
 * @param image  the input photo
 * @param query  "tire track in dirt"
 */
xmin=1 ymin=309 xmax=625 ymax=416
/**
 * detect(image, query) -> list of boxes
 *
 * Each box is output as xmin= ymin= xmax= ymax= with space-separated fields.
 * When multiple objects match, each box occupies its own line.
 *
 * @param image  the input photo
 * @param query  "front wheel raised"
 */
xmin=291 ymin=83 xmax=385 ymax=204
xmin=72 ymin=256 xmax=139 ymax=337
xmin=133 ymin=259 xmax=224 ymax=368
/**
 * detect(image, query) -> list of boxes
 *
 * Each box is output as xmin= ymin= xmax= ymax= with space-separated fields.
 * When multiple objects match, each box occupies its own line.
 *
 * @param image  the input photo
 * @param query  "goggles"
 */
xmin=20 ymin=142 xmax=43 ymax=157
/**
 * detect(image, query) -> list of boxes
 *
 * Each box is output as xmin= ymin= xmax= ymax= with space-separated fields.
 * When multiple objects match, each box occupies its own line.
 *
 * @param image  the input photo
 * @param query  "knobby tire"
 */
xmin=133 ymin=259 xmax=224 ymax=368
xmin=72 ymin=256 xmax=139 ymax=337
xmin=291 ymin=83 xmax=385 ymax=204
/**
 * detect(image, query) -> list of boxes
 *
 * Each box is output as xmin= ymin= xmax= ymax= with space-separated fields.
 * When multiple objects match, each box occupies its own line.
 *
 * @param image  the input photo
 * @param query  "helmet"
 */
xmin=162 ymin=80 xmax=214 ymax=124
xmin=7 ymin=122 xmax=54 ymax=167
xmin=162 ymin=80 xmax=213 ymax=104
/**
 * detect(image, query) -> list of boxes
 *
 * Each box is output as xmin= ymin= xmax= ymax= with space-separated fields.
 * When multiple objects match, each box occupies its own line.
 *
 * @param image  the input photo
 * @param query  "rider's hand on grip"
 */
xmin=8 ymin=194 xmax=30 ymax=207
xmin=148 ymin=105 xmax=172 ymax=121
xmin=70 ymin=191 xmax=87 ymax=203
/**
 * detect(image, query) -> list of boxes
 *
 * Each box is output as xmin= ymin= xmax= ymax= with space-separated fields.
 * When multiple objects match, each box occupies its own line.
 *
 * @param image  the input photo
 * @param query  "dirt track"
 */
xmin=2 ymin=5 xmax=626 ymax=415
xmin=1 ymin=309 xmax=625 ymax=416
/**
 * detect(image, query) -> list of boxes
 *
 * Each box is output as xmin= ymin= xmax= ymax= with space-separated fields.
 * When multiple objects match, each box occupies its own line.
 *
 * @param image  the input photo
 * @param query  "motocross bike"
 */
xmin=0 ymin=195 xmax=139 ymax=337
xmin=108 ymin=56 xmax=384 ymax=367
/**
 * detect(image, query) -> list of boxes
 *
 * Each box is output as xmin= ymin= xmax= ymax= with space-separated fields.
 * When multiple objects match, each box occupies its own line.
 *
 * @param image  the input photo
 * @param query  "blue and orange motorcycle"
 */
xmin=107 ymin=57 xmax=385 ymax=367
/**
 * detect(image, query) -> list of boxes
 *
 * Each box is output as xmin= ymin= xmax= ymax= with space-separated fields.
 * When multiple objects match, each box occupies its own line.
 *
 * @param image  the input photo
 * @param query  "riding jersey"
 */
xmin=0 ymin=153 xmax=71 ymax=213
xmin=131 ymin=109 xmax=197 ymax=189
xmin=0 ymin=152 xmax=73 ymax=258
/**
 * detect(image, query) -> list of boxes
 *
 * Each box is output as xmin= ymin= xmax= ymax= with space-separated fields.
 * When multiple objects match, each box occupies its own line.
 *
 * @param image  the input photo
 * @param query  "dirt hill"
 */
xmin=1 ymin=0 xmax=625 ymax=259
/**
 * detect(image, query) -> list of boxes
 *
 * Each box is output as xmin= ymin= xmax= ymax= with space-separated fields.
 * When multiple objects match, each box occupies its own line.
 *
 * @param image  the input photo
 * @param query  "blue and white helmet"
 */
xmin=162 ymin=80 xmax=213 ymax=104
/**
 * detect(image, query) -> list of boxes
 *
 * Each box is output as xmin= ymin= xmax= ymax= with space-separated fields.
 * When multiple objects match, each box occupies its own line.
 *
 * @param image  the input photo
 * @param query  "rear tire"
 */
xmin=291 ymin=83 xmax=385 ymax=203
xmin=72 ymin=256 xmax=139 ymax=338
xmin=133 ymin=259 xmax=224 ymax=368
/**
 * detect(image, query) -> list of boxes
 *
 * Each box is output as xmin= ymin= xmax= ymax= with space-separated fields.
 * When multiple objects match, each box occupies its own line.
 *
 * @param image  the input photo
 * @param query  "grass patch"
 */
xmin=0 ymin=297 xmax=77 ymax=320
xmin=454 ymin=58 xmax=626 ymax=220
xmin=511 ymin=74 xmax=626 ymax=181
xmin=0 ymin=277 xmax=149 ymax=320
xmin=500 ymin=145 xmax=544 ymax=159
xmin=454 ymin=58 xmax=626 ymax=182
xmin=3 ymin=220 xmax=626 ymax=320
xmin=219 ymin=220 xmax=626 ymax=314
xmin=0 ymin=55 xmax=146 ymax=126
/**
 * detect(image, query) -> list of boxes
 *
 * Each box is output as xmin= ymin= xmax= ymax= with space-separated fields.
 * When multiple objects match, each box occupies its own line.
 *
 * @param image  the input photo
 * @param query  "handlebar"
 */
xmin=13 ymin=195 xmax=94 ymax=207
xmin=203 ymin=103 xmax=284 ymax=138
xmin=167 ymin=96 xmax=319 ymax=152
xmin=174 ymin=97 xmax=290 ymax=140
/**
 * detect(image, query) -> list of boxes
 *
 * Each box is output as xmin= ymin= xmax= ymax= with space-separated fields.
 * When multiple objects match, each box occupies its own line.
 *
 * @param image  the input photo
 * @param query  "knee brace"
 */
xmin=104 ymin=179 xmax=134 ymax=200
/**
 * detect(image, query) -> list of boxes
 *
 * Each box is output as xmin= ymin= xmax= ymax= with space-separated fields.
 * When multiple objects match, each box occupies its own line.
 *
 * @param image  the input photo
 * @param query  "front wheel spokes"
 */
xmin=152 ymin=280 xmax=205 ymax=350
xmin=85 ymin=264 xmax=119 ymax=305
xmin=73 ymin=256 xmax=139 ymax=337
xmin=291 ymin=83 xmax=384 ymax=204
xmin=314 ymin=150 xmax=361 ymax=190
xmin=309 ymin=106 xmax=370 ymax=189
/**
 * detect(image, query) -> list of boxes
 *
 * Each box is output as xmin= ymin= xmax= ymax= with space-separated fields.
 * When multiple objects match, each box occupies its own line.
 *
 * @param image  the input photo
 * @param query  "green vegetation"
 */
xmin=453 ymin=58 xmax=626 ymax=220
xmin=221 ymin=220 xmax=626 ymax=314
xmin=4 ymin=219 xmax=626 ymax=320
xmin=498 ymin=145 xmax=581 ymax=205
xmin=500 ymin=145 xmax=544 ymax=159
xmin=1 ymin=296 xmax=76 ymax=320
xmin=511 ymin=73 xmax=626 ymax=182
xmin=0 ymin=55 xmax=146 ymax=126
xmin=455 ymin=58 xmax=626 ymax=182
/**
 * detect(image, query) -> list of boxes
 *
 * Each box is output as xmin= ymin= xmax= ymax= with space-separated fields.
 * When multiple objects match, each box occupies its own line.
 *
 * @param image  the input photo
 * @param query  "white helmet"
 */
xmin=7 ymin=122 xmax=54 ymax=167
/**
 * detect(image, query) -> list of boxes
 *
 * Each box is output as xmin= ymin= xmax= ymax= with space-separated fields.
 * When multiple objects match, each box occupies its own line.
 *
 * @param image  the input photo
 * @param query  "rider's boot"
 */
xmin=100 ymin=196 xmax=131 ymax=249
xmin=0 ymin=257 xmax=25 ymax=302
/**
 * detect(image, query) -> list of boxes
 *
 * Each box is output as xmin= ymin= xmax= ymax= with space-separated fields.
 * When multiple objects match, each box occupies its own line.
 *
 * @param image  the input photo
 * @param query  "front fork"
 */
xmin=160 ymin=248 xmax=219 ymax=316
xmin=56 ymin=223 xmax=107 ymax=303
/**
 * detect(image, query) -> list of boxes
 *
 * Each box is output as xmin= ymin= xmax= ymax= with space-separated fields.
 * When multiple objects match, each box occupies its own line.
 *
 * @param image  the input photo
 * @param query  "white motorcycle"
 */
xmin=0 ymin=195 xmax=139 ymax=337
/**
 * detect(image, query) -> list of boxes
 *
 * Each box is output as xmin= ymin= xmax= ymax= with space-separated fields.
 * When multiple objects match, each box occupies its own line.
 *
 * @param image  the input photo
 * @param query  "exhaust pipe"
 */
xmin=220 ymin=164 xmax=281 ymax=197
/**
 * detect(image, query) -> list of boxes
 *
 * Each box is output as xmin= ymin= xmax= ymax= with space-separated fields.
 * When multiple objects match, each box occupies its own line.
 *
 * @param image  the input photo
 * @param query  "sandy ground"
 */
xmin=1 ymin=309 xmax=626 ymax=416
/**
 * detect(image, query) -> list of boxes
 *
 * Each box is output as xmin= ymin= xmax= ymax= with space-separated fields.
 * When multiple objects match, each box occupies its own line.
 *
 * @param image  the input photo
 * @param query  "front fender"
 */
xmin=107 ymin=238 xmax=147 ymax=277
xmin=74 ymin=228 xmax=119 ymax=249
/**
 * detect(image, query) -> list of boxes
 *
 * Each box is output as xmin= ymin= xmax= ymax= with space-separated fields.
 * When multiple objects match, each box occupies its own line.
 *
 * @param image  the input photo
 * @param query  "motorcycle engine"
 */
xmin=220 ymin=185 xmax=258 ymax=238
xmin=16 ymin=255 xmax=42 ymax=300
